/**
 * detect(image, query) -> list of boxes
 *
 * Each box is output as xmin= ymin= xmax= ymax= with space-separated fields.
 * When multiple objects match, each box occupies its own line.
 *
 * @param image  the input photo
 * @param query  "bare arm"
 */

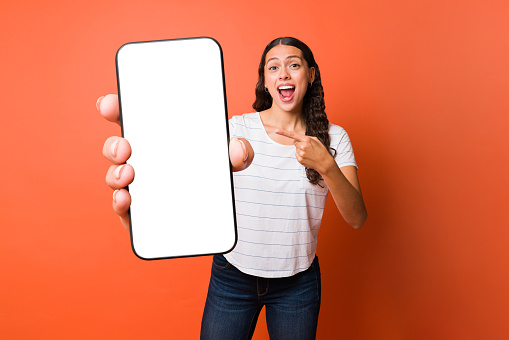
xmin=319 ymin=163 xmax=367 ymax=229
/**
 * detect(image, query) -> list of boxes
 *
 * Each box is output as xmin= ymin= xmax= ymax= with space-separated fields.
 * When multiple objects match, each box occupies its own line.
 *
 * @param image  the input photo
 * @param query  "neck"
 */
xmin=261 ymin=106 xmax=306 ymax=133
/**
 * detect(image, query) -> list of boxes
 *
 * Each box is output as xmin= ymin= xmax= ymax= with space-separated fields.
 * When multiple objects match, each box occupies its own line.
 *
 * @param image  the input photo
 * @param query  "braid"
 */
xmin=303 ymin=68 xmax=335 ymax=185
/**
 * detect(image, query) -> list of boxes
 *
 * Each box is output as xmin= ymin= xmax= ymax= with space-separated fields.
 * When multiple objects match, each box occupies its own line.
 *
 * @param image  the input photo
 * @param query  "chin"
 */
xmin=276 ymin=99 xmax=302 ymax=113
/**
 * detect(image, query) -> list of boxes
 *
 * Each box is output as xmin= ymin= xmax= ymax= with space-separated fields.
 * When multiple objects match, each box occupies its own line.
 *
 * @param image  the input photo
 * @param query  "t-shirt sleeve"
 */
xmin=330 ymin=125 xmax=358 ymax=169
xmin=228 ymin=115 xmax=241 ymax=139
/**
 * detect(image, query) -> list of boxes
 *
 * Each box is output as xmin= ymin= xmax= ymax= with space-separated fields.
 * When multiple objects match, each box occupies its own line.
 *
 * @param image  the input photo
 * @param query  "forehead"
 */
xmin=265 ymin=45 xmax=305 ymax=64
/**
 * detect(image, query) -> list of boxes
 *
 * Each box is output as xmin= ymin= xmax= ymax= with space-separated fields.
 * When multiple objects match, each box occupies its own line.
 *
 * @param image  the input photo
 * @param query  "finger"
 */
xmin=97 ymin=94 xmax=120 ymax=125
xmin=103 ymin=136 xmax=132 ymax=164
xmin=106 ymin=164 xmax=135 ymax=190
xmin=112 ymin=189 xmax=131 ymax=231
xmin=229 ymin=137 xmax=247 ymax=167
xmin=274 ymin=128 xmax=306 ymax=142
xmin=229 ymin=137 xmax=254 ymax=172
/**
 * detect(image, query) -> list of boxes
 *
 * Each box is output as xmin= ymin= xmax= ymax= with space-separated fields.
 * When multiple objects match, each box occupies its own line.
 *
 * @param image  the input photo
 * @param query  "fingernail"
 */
xmin=113 ymin=190 xmax=119 ymax=203
xmin=238 ymin=140 xmax=248 ymax=162
xmin=110 ymin=140 xmax=119 ymax=158
xmin=96 ymin=96 xmax=105 ymax=111
xmin=114 ymin=164 xmax=125 ymax=180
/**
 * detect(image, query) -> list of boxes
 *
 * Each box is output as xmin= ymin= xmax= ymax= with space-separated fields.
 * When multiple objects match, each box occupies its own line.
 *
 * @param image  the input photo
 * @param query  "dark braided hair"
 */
xmin=253 ymin=37 xmax=335 ymax=185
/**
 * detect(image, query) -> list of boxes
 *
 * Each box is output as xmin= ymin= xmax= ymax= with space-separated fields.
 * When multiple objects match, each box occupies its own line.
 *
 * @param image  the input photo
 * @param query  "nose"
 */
xmin=279 ymin=67 xmax=290 ymax=80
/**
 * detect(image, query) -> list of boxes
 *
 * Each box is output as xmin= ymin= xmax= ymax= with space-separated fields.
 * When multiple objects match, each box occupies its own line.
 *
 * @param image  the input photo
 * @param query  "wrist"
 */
xmin=318 ymin=154 xmax=337 ymax=177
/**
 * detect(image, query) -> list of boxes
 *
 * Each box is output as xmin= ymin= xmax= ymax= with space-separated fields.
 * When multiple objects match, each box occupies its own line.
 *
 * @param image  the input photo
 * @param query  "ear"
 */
xmin=309 ymin=67 xmax=316 ymax=83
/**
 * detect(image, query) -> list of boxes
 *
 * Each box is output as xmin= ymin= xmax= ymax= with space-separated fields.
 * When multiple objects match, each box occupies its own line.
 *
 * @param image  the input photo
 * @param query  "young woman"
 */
xmin=99 ymin=37 xmax=366 ymax=340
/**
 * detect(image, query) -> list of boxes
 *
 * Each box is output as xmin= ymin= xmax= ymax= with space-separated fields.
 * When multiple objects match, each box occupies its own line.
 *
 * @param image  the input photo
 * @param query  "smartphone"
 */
xmin=116 ymin=37 xmax=237 ymax=260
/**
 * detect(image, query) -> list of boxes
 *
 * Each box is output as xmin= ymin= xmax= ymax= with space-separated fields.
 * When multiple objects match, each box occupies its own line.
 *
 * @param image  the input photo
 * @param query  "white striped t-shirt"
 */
xmin=224 ymin=112 xmax=357 ymax=278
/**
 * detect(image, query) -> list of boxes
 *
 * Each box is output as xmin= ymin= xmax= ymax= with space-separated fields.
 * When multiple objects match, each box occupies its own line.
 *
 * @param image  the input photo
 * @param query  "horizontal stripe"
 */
xmin=234 ymin=186 xmax=328 ymax=197
xmin=245 ymin=138 xmax=283 ymax=145
xmin=255 ymin=152 xmax=296 ymax=159
xmin=238 ymin=226 xmax=320 ymax=234
xmin=250 ymin=163 xmax=302 ymax=171
xmin=238 ymin=239 xmax=315 ymax=247
xmin=231 ymin=250 xmax=315 ymax=260
xmin=236 ymin=212 xmax=321 ymax=221
xmin=234 ymin=174 xmax=301 ymax=182
xmin=235 ymin=199 xmax=325 ymax=210
xmin=230 ymin=123 xmax=264 ymax=131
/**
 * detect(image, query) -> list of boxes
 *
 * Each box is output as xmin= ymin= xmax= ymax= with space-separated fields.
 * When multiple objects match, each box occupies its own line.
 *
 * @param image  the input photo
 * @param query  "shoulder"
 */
xmin=328 ymin=122 xmax=347 ymax=136
xmin=229 ymin=112 xmax=259 ymax=125
xmin=229 ymin=112 xmax=263 ymax=138
xmin=328 ymin=123 xmax=351 ymax=146
xmin=328 ymin=122 xmax=357 ymax=166
xmin=229 ymin=112 xmax=263 ymax=131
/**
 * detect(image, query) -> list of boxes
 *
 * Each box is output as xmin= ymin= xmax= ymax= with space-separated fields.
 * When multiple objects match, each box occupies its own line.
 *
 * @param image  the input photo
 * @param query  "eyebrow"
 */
xmin=266 ymin=55 xmax=303 ymax=64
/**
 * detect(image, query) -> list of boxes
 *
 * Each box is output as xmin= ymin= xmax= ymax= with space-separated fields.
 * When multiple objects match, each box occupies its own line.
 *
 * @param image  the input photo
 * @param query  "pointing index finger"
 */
xmin=275 ymin=128 xmax=306 ymax=142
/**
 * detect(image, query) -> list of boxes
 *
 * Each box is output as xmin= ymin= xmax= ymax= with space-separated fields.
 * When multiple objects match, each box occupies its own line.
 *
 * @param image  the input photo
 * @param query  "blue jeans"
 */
xmin=200 ymin=255 xmax=321 ymax=340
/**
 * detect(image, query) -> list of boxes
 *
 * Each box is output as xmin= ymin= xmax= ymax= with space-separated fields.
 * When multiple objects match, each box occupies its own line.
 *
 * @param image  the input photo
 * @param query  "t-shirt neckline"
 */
xmin=254 ymin=112 xmax=299 ymax=148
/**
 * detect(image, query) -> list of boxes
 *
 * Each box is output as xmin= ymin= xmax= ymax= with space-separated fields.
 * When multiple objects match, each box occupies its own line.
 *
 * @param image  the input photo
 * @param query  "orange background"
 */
xmin=1 ymin=0 xmax=508 ymax=339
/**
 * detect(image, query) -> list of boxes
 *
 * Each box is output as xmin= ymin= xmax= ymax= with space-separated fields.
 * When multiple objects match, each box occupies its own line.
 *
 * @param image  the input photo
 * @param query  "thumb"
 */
xmin=229 ymin=138 xmax=253 ymax=171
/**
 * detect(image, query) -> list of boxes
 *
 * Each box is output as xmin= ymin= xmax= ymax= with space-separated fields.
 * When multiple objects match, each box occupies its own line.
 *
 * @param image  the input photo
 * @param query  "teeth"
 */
xmin=279 ymin=85 xmax=295 ymax=90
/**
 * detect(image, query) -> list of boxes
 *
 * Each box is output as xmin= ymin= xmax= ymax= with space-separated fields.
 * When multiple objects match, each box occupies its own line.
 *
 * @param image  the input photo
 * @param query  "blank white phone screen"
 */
xmin=116 ymin=37 xmax=237 ymax=260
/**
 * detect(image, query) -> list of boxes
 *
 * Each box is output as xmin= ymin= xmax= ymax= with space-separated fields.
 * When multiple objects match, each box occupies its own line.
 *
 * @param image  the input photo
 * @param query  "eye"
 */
xmin=289 ymin=63 xmax=300 ymax=69
xmin=268 ymin=65 xmax=278 ymax=71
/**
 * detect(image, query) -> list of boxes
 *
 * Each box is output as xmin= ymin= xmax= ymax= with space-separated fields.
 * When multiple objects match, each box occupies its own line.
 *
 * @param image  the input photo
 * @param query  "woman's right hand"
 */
xmin=97 ymin=94 xmax=253 ymax=231
xmin=98 ymin=94 xmax=133 ymax=230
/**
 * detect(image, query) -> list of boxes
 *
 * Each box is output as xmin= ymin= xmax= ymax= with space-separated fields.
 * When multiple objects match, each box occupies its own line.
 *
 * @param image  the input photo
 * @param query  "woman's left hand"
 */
xmin=276 ymin=128 xmax=367 ymax=228
xmin=275 ymin=129 xmax=334 ymax=175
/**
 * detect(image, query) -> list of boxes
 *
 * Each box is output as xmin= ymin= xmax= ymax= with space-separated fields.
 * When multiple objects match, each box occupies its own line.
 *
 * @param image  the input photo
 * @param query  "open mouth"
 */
xmin=278 ymin=85 xmax=295 ymax=102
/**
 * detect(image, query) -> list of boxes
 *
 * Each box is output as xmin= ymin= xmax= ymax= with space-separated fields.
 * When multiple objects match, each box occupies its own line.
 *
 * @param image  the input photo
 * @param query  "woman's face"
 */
xmin=264 ymin=44 xmax=315 ymax=114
